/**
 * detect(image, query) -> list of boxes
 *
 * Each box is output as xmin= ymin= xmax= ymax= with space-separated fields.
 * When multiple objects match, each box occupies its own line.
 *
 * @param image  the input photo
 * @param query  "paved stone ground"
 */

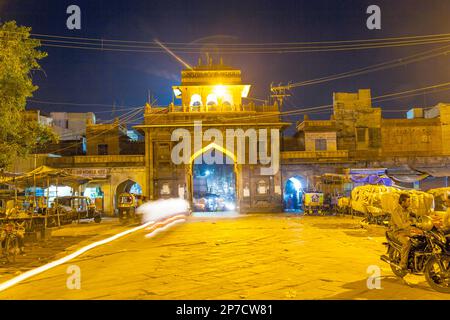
xmin=0 ymin=214 xmax=449 ymax=300
xmin=0 ymin=218 xmax=129 ymax=283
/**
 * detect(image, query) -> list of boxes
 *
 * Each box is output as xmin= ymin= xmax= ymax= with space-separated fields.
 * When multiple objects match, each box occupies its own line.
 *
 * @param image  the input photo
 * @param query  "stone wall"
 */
xmin=381 ymin=118 xmax=442 ymax=156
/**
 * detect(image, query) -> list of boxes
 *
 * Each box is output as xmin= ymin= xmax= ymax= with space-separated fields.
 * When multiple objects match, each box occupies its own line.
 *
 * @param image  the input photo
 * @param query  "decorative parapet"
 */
xmin=281 ymin=150 xmax=349 ymax=160
xmin=46 ymin=155 xmax=145 ymax=168
xmin=297 ymin=120 xmax=337 ymax=132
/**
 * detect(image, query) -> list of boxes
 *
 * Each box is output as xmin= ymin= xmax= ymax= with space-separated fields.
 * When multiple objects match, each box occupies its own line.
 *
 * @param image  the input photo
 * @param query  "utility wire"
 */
xmin=37 ymin=38 xmax=450 ymax=54
xmin=7 ymin=30 xmax=450 ymax=45
xmin=279 ymin=45 xmax=450 ymax=89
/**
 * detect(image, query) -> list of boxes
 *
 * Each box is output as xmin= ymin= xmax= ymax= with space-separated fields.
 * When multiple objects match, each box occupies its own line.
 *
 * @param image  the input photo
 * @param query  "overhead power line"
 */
xmin=272 ymin=45 xmax=450 ymax=90
xmin=2 ymin=30 xmax=450 ymax=54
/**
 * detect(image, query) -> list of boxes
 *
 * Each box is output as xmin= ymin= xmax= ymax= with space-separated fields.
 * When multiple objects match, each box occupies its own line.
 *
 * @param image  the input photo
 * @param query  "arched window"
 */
xmin=206 ymin=93 xmax=218 ymax=106
xmin=206 ymin=94 xmax=219 ymax=111
xmin=190 ymin=94 xmax=202 ymax=111
xmin=220 ymin=93 xmax=233 ymax=111
xmin=257 ymin=180 xmax=268 ymax=194
xmin=161 ymin=182 xmax=171 ymax=195
xmin=222 ymin=93 xmax=233 ymax=106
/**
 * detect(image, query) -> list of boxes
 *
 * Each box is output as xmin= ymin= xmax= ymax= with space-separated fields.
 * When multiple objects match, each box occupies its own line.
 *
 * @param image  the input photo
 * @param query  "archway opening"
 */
xmin=192 ymin=149 xmax=236 ymax=214
xmin=115 ymin=179 xmax=143 ymax=214
xmin=283 ymin=176 xmax=305 ymax=212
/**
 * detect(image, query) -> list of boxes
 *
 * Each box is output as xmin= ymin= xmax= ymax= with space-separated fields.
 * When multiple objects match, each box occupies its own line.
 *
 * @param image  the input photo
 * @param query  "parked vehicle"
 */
xmin=54 ymin=196 xmax=101 ymax=224
xmin=303 ymin=192 xmax=324 ymax=215
xmin=193 ymin=193 xmax=228 ymax=212
xmin=364 ymin=205 xmax=390 ymax=226
xmin=192 ymin=197 xmax=206 ymax=212
xmin=0 ymin=221 xmax=24 ymax=263
xmin=381 ymin=215 xmax=450 ymax=293
xmin=118 ymin=193 xmax=141 ymax=225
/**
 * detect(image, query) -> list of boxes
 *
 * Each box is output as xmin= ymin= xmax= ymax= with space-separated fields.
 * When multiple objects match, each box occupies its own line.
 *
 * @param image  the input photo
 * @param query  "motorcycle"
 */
xmin=363 ymin=206 xmax=390 ymax=226
xmin=381 ymin=215 xmax=450 ymax=293
xmin=0 ymin=222 xmax=24 ymax=263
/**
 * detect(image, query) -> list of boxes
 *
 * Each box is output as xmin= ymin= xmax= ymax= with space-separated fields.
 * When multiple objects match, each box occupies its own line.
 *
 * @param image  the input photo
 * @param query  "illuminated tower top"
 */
xmin=172 ymin=58 xmax=251 ymax=112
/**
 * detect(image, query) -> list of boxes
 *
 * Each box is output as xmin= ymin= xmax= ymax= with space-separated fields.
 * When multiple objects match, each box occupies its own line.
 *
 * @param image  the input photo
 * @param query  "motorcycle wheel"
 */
xmin=5 ymin=236 xmax=18 ymax=264
xmin=424 ymin=256 xmax=450 ymax=293
xmin=388 ymin=247 xmax=407 ymax=278
xmin=94 ymin=215 xmax=101 ymax=223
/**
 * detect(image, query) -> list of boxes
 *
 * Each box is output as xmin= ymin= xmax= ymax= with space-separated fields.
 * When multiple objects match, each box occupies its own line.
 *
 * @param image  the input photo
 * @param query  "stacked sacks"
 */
xmin=350 ymin=185 xmax=395 ymax=215
xmin=408 ymin=190 xmax=434 ymax=217
xmin=338 ymin=197 xmax=350 ymax=209
xmin=380 ymin=189 xmax=433 ymax=218
xmin=380 ymin=191 xmax=400 ymax=215
xmin=352 ymin=186 xmax=433 ymax=219
xmin=337 ymin=197 xmax=351 ymax=214
xmin=427 ymin=187 xmax=450 ymax=212
xmin=426 ymin=188 xmax=450 ymax=230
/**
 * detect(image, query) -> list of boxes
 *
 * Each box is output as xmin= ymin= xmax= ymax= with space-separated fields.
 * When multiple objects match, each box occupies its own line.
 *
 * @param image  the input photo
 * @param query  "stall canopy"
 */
xmin=0 ymin=171 xmax=22 ymax=185
xmin=347 ymin=168 xmax=393 ymax=186
xmin=351 ymin=174 xmax=393 ymax=186
xmin=413 ymin=167 xmax=450 ymax=178
xmin=0 ymin=165 xmax=91 ymax=189
xmin=386 ymin=165 xmax=429 ymax=183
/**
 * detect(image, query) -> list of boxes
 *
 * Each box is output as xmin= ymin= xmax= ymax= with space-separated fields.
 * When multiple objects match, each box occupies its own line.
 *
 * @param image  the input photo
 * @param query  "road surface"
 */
xmin=0 ymin=214 xmax=448 ymax=299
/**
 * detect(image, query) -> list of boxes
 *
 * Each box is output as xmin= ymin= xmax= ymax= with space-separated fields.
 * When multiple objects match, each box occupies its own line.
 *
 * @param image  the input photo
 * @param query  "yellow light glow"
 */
xmin=213 ymin=85 xmax=227 ymax=98
xmin=0 ymin=212 xmax=187 ymax=293
xmin=173 ymin=87 xmax=182 ymax=97
xmin=241 ymin=85 xmax=251 ymax=98
xmin=190 ymin=142 xmax=237 ymax=164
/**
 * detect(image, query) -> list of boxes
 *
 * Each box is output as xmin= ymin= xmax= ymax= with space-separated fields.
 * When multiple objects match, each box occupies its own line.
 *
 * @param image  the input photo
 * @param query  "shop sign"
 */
xmin=67 ymin=168 xmax=110 ymax=178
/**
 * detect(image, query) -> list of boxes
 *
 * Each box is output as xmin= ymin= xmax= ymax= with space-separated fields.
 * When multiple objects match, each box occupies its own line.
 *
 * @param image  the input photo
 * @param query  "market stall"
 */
xmin=0 ymin=166 xmax=92 ymax=236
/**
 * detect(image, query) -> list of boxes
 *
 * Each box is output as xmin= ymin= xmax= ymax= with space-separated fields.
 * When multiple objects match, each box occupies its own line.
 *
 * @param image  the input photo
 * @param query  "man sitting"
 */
xmin=390 ymin=193 xmax=416 ymax=270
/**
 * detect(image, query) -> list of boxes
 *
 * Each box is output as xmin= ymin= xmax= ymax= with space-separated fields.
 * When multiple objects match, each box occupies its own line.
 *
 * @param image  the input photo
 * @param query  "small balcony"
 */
xmin=297 ymin=120 xmax=337 ymax=132
xmin=281 ymin=150 xmax=349 ymax=161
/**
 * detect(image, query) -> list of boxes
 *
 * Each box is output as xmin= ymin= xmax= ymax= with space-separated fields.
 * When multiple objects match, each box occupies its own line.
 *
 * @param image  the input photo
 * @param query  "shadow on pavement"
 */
xmin=326 ymin=276 xmax=444 ymax=299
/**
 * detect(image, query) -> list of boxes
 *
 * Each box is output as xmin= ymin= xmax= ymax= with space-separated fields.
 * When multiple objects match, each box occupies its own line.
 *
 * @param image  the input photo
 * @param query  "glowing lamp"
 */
xmin=173 ymin=87 xmax=182 ymax=97
xmin=213 ymin=85 xmax=227 ymax=98
xmin=241 ymin=85 xmax=251 ymax=98
xmin=289 ymin=177 xmax=302 ymax=191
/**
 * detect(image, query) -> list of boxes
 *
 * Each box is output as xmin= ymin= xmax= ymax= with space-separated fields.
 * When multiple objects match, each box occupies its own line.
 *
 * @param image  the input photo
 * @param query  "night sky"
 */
xmin=1 ymin=0 xmax=449 ymax=130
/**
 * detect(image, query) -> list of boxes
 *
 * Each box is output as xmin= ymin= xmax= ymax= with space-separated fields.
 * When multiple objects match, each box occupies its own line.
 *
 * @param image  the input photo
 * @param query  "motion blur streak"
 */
xmin=138 ymin=198 xmax=190 ymax=224
xmin=145 ymin=217 xmax=186 ymax=238
xmin=0 ymin=199 xmax=190 ymax=293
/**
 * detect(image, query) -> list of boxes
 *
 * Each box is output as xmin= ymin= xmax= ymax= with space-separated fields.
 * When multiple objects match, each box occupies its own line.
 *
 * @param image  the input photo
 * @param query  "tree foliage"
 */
xmin=0 ymin=21 xmax=57 ymax=169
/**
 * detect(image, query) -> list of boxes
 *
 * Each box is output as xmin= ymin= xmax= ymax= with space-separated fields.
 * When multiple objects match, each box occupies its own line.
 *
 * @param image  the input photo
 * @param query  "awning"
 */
xmin=413 ymin=167 xmax=450 ymax=178
xmin=1 ymin=165 xmax=91 ymax=189
xmin=386 ymin=165 xmax=429 ymax=183
xmin=349 ymin=168 xmax=387 ymax=175
xmin=351 ymin=174 xmax=393 ymax=186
